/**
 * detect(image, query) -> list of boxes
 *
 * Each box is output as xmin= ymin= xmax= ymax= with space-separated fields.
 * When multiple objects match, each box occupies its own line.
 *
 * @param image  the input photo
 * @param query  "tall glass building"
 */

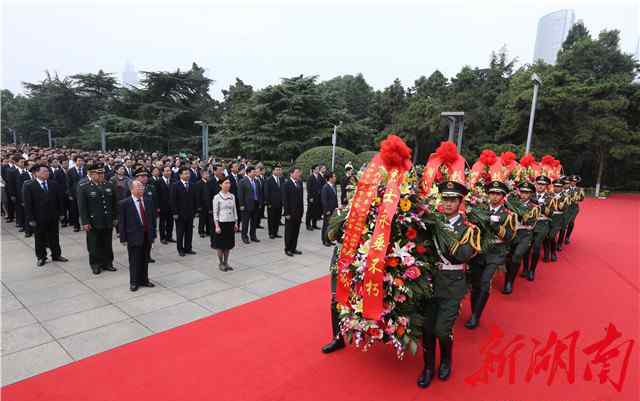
xmin=533 ymin=10 xmax=576 ymax=65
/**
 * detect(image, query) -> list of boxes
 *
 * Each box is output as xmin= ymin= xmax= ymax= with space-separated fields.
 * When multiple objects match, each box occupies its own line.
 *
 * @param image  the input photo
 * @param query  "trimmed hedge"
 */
xmin=294 ymin=146 xmax=357 ymax=180
xmin=357 ymin=151 xmax=378 ymax=168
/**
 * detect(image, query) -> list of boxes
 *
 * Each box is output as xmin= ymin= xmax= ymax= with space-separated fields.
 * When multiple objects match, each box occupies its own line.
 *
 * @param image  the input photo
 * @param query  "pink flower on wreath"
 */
xmin=385 ymin=321 xmax=397 ymax=335
xmin=404 ymin=265 xmax=422 ymax=280
xmin=394 ymin=294 xmax=407 ymax=303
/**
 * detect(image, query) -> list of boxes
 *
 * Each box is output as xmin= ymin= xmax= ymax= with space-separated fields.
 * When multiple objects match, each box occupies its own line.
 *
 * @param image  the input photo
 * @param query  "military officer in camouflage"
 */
xmin=465 ymin=180 xmax=515 ymax=329
xmin=522 ymin=176 xmax=552 ymax=281
xmin=77 ymin=163 xmax=118 ymax=275
xmin=548 ymin=178 xmax=568 ymax=262
xmin=502 ymin=181 xmax=539 ymax=294
xmin=418 ymin=180 xmax=480 ymax=389
xmin=563 ymin=175 xmax=584 ymax=245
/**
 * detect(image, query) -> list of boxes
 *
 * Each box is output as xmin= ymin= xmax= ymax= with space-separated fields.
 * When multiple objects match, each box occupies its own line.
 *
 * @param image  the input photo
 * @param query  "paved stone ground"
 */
xmin=1 ymin=218 xmax=332 ymax=386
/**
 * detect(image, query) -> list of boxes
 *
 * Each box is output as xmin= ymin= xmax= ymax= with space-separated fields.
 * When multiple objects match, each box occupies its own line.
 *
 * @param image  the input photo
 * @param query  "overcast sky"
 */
xmin=2 ymin=0 xmax=638 ymax=99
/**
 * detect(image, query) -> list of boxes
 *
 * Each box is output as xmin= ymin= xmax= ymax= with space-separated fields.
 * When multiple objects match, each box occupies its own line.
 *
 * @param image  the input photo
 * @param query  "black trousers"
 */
xmin=86 ymin=227 xmax=114 ymax=268
xmin=127 ymin=234 xmax=150 ymax=285
xmin=469 ymin=244 xmax=507 ymax=294
xmin=5 ymin=194 xmax=15 ymax=220
xmin=34 ymin=220 xmax=62 ymax=260
xmin=267 ymin=204 xmax=282 ymax=237
xmin=159 ymin=209 xmax=173 ymax=240
xmin=284 ymin=216 xmax=301 ymax=252
xmin=241 ymin=205 xmax=258 ymax=240
xmin=69 ymin=197 xmax=80 ymax=229
xmin=15 ymin=202 xmax=25 ymax=227
xmin=305 ymin=198 xmax=320 ymax=227
xmin=176 ymin=216 xmax=194 ymax=253
xmin=321 ymin=211 xmax=333 ymax=243
xmin=198 ymin=210 xmax=211 ymax=235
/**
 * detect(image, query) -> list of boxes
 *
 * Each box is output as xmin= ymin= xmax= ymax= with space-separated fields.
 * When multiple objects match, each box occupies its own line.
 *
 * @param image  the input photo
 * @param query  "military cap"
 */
xmin=518 ymin=182 xmax=536 ymax=192
xmin=486 ymin=180 xmax=509 ymax=195
xmin=86 ymin=162 xmax=105 ymax=173
xmin=535 ymin=176 xmax=551 ymax=185
xmin=345 ymin=162 xmax=354 ymax=171
xmin=272 ymin=162 xmax=282 ymax=169
xmin=569 ymin=175 xmax=582 ymax=183
xmin=134 ymin=167 xmax=150 ymax=177
xmin=552 ymin=179 xmax=565 ymax=187
xmin=438 ymin=181 xmax=468 ymax=198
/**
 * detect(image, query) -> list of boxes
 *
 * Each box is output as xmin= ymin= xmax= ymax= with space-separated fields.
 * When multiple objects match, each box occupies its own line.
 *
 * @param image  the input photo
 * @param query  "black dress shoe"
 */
xmin=564 ymin=239 xmax=571 ymax=245
xmin=161 ymin=239 xmax=168 ymax=244
xmin=102 ymin=265 xmax=117 ymax=272
xmin=527 ymin=270 xmax=535 ymax=281
xmin=417 ymin=369 xmax=434 ymax=389
xmin=501 ymin=282 xmax=513 ymax=295
xmin=92 ymin=266 xmax=101 ymax=274
xmin=179 ymin=252 xmax=186 ymax=257
xmin=148 ymin=258 xmax=156 ymax=263
xmin=185 ymin=250 xmax=196 ymax=255
xmin=465 ymin=315 xmax=479 ymax=329
xmin=167 ymin=238 xmax=176 ymax=243
xmin=142 ymin=281 xmax=155 ymax=287
xmin=52 ymin=256 xmax=69 ymax=262
xmin=292 ymin=250 xmax=302 ymax=255
xmin=313 ymin=225 xmax=321 ymax=230
xmin=18 ymin=227 xmax=24 ymax=232
xmin=243 ymin=238 xmax=250 ymax=244
xmin=25 ymin=232 xmax=32 ymax=238
xmin=306 ymin=226 xmax=314 ymax=231
xmin=130 ymin=285 xmax=138 ymax=292
xmin=251 ymin=238 xmax=260 ymax=243
xmin=551 ymin=254 xmax=558 ymax=262
xmin=269 ymin=235 xmax=275 ymax=239
xmin=61 ymin=223 xmax=68 ymax=227
xmin=285 ymin=250 xmax=294 ymax=257
xmin=199 ymin=233 xmax=206 ymax=238
xmin=321 ymin=338 xmax=345 ymax=354
xmin=73 ymin=227 xmax=80 ymax=232
xmin=257 ymin=225 xmax=264 ymax=229
xmin=275 ymin=234 xmax=282 ymax=238
xmin=36 ymin=259 xmax=46 ymax=267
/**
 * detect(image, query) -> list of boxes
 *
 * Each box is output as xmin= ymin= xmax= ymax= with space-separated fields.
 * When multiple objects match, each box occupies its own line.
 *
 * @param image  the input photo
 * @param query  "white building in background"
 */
xmin=533 ymin=9 xmax=576 ymax=65
xmin=122 ymin=61 xmax=138 ymax=88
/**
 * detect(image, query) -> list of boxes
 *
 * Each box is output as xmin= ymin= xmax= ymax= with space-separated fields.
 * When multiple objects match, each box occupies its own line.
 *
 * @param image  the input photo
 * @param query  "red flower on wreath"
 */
xmin=387 ymin=257 xmax=400 ymax=268
xmin=416 ymin=244 xmax=427 ymax=254
xmin=406 ymin=227 xmax=417 ymax=240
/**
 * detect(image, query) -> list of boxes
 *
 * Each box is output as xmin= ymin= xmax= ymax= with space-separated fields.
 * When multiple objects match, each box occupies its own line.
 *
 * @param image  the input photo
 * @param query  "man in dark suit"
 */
xmin=119 ymin=180 xmax=156 ymax=292
xmin=264 ymin=164 xmax=284 ymax=239
xmin=227 ymin=161 xmax=241 ymax=217
xmin=49 ymin=158 xmax=68 ymax=226
xmin=237 ymin=166 xmax=261 ymax=244
xmin=66 ymin=156 xmax=87 ymax=232
xmin=170 ymin=167 xmax=197 ymax=256
xmin=194 ymin=169 xmax=212 ymax=238
xmin=157 ymin=166 xmax=174 ymax=244
xmin=305 ymin=164 xmax=325 ymax=230
xmin=3 ymin=156 xmax=18 ymax=223
xmin=13 ymin=158 xmax=30 ymax=232
xmin=188 ymin=161 xmax=200 ymax=184
xmin=23 ymin=164 xmax=69 ymax=266
xmin=283 ymin=167 xmax=304 ymax=256
xmin=320 ymin=171 xmax=339 ymax=247
xmin=255 ymin=164 xmax=266 ymax=229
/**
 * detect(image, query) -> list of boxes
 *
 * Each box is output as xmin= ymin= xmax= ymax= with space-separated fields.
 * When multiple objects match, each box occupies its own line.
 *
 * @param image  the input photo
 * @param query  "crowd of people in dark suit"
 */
xmin=1 ymin=145 xmax=353 ymax=291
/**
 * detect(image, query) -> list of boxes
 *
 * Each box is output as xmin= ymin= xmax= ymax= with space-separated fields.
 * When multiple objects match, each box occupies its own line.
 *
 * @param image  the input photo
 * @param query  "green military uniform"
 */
xmin=522 ymin=176 xmax=553 ymax=280
xmin=418 ymin=181 xmax=480 ymax=389
xmin=557 ymin=177 xmax=573 ymax=252
xmin=548 ymin=179 xmax=568 ymax=262
xmin=503 ymin=182 xmax=539 ymax=294
xmin=466 ymin=180 xmax=515 ymax=330
xmin=563 ymin=175 xmax=584 ymax=245
xmin=77 ymin=164 xmax=118 ymax=274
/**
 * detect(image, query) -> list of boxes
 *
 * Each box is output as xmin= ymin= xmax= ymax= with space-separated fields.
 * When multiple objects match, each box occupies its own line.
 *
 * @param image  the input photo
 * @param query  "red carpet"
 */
xmin=3 ymin=196 xmax=639 ymax=401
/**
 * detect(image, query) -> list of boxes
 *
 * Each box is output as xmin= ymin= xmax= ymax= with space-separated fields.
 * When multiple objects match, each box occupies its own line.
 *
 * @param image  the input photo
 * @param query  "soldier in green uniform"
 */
xmin=77 ymin=163 xmax=118 ymax=275
xmin=418 ymin=180 xmax=480 ymax=389
xmin=563 ymin=175 xmax=584 ymax=245
xmin=548 ymin=179 xmax=568 ymax=262
xmin=556 ymin=177 xmax=573 ymax=252
xmin=465 ymin=180 xmax=515 ymax=330
xmin=502 ymin=182 xmax=539 ymax=294
xmin=521 ymin=176 xmax=552 ymax=281
xmin=134 ymin=168 xmax=158 ymax=263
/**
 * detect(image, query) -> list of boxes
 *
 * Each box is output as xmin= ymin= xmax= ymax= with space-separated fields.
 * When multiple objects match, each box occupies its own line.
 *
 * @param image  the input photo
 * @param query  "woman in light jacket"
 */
xmin=211 ymin=177 xmax=238 ymax=271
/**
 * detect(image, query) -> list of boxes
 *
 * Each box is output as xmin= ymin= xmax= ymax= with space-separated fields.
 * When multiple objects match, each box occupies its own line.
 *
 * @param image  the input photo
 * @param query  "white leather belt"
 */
xmin=553 ymin=211 xmax=564 ymax=215
xmin=538 ymin=217 xmax=550 ymax=221
xmin=438 ymin=263 xmax=465 ymax=271
xmin=517 ymin=225 xmax=533 ymax=230
xmin=495 ymin=239 xmax=505 ymax=244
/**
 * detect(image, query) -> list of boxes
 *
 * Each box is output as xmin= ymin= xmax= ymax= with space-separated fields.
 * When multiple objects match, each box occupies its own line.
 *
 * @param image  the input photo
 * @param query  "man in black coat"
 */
xmin=157 ymin=166 xmax=174 ymax=244
xmin=237 ymin=166 xmax=262 ymax=244
xmin=66 ymin=156 xmax=87 ymax=232
xmin=283 ymin=167 xmax=304 ymax=256
xmin=264 ymin=164 xmax=284 ymax=239
xmin=49 ymin=158 xmax=68 ymax=226
xmin=13 ymin=158 xmax=30 ymax=232
xmin=320 ymin=171 xmax=339 ymax=247
xmin=194 ymin=169 xmax=212 ymax=238
xmin=227 ymin=161 xmax=241 ymax=217
xmin=170 ymin=167 xmax=197 ymax=256
xmin=305 ymin=164 xmax=325 ymax=230
xmin=119 ymin=180 xmax=156 ymax=292
xmin=3 ymin=157 xmax=18 ymax=223
xmin=23 ymin=164 xmax=69 ymax=266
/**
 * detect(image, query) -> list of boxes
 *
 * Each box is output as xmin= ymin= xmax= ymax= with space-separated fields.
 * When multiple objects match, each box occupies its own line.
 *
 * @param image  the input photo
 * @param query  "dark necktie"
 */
xmin=138 ymin=199 xmax=148 ymax=232
xmin=41 ymin=181 xmax=48 ymax=192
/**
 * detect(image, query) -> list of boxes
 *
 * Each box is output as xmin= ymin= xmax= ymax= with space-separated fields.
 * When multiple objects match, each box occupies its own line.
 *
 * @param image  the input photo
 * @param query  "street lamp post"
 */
xmin=525 ymin=73 xmax=542 ymax=155
xmin=8 ymin=128 xmax=17 ymax=145
xmin=331 ymin=121 xmax=343 ymax=171
xmin=194 ymin=121 xmax=210 ymax=160
xmin=440 ymin=112 xmax=465 ymax=151
xmin=41 ymin=127 xmax=53 ymax=147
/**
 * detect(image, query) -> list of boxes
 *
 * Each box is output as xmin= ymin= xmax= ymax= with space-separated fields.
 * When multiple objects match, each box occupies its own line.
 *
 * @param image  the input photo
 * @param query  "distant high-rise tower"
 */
xmin=122 ymin=61 xmax=138 ymax=88
xmin=533 ymin=10 xmax=576 ymax=65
